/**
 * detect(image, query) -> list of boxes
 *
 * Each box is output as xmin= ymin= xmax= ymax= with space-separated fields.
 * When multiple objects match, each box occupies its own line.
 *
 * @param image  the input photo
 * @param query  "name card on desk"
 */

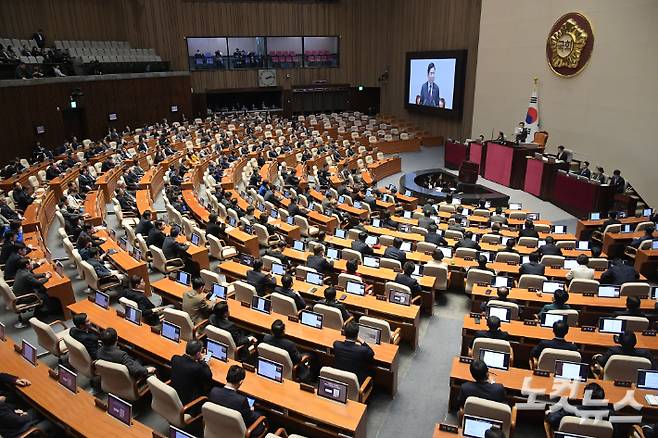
xmin=438 ymin=424 xmax=459 ymax=434
xmin=528 ymin=287 xmax=538 ymax=293
xmin=459 ymin=356 xmax=474 ymax=364
xmin=581 ymin=326 xmax=596 ymax=332
xmin=506 ymin=261 xmax=517 ymax=266
xmin=242 ymin=362 xmax=256 ymax=373
xmin=614 ymin=380 xmax=632 ymax=388
xmin=240 ymin=301 xmax=251 ymax=308
xmin=533 ymin=369 xmax=550 ymax=377
xmin=524 ymin=320 xmax=538 ymax=326
xmin=375 ymin=295 xmax=387 ymax=301
xmin=642 ymin=330 xmax=657 ymax=337
xmin=287 ymin=315 xmax=299 ymax=323
xmin=582 ymin=292 xmax=595 ymax=297
xmin=299 ymin=382 xmax=315 ymax=393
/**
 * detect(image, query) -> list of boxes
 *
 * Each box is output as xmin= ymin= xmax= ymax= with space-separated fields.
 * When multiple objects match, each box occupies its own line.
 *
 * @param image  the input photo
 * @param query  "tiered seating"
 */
xmin=54 ymin=40 xmax=162 ymax=64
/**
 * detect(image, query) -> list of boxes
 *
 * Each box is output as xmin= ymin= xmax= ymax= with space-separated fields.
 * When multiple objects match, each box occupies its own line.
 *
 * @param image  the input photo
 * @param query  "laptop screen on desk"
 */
xmin=589 ymin=212 xmax=601 ymax=220
xmin=389 ymin=289 xmax=411 ymax=306
xmin=541 ymin=313 xmax=567 ymax=328
xmin=479 ymin=349 xmax=510 ymax=371
xmin=462 ymin=415 xmax=503 ymax=438
xmin=411 ymin=264 xmax=424 ymax=278
xmin=637 ymin=369 xmax=658 ymax=390
xmin=552 ymin=225 xmax=567 ymax=234
xmin=346 ymin=280 xmax=365 ymax=296
xmin=652 ymin=240 xmax=658 ymax=250
xmin=598 ymin=318 xmax=625 ymax=334
xmin=487 ymin=306 xmax=510 ymax=322
xmin=365 ymin=235 xmax=378 ymax=246
xmin=326 ymin=247 xmax=340 ymax=261
xmin=58 ymin=365 xmax=77 ymax=393
xmin=643 ymin=208 xmax=653 ymax=217
xmin=542 ymin=281 xmax=564 ymax=294
xmin=125 ymin=306 xmax=142 ymax=325
xmin=21 ymin=340 xmax=37 ymax=365
xmin=205 ymin=339 xmax=228 ymax=362
xmin=400 ymin=241 xmax=412 ymax=252
xmin=554 ymin=360 xmax=588 ymax=382
xmin=95 ymin=291 xmax=110 ymax=309
xmin=363 ymin=256 xmax=380 ymax=268
xmin=176 ymin=271 xmax=191 ymax=286
xmin=299 ymin=310 xmax=323 ymax=329
xmin=371 ymin=218 xmax=381 ymax=227
xmin=317 ymin=377 xmax=348 ymax=404
xmin=211 ymin=283 xmax=227 ymax=300
xmin=239 ymin=253 xmax=255 ymax=266
xmin=491 ymin=276 xmax=510 ymax=288
xmin=358 ymin=324 xmax=382 ymax=344
xmin=577 ymin=240 xmax=590 ymax=250
xmin=161 ymin=321 xmax=181 ymax=343
xmin=334 ymin=228 xmax=346 ymax=238
xmin=293 ymin=240 xmax=305 ymax=252
xmin=169 ymin=425 xmax=197 ymax=438
xmin=271 ymin=262 xmax=286 ymax=276
xmin=190 ymin=233 xmax=200 ymax=245
xmin=306 ymin=271 xmax=323 ymax=286
xmin=563 ymin=259 xmax=578 ymax=270
xmin=509 ymin=203 xmax=522 ymax=211
xmin=107 ymin=393 xmax=132 ymax=426
xmin=251 ymin=296 xmax=271 ymax=314
xmin=257 ymin=357 xmax=283 ymax=383
xmin=597 ymin=285 xmax=620 ymax=298
xmin=439 ymin=247 xmax=453 ymax=258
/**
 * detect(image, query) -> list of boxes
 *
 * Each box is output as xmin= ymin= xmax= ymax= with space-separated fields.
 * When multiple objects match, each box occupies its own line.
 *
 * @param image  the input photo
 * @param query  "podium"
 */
xmin=468 ymin=142 xmax=486 ymax=176
xmin=458 ymin=161 xmax=479 ymax=184
xmin=483 ymin=142 xmax=541 ymax=188
xmin=551 ymin=171 xmax=614 ymax=218
xmin=523 ymin=156 xmax=569 ymax=199
xmin=444 ymin=141 xmax=468 ymax=170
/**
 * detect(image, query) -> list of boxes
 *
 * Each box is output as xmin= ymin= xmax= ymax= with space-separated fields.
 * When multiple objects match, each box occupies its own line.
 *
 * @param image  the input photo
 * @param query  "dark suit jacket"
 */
xmin=351 ymin=240 xmax=374 ymax=256
xmin=419 ymin=81 xmax=440 ymax=106
xmin=425 ymin=232 xmax=448 ymax=246
xmin=471 ymin=329 xmax=510 ymax=347
xmin=70 ymin=327 xmax=100 ymax=359
xmin=12 ymin=268 xmax=47 ymax=296
xmin=597 ymin=346 xmax=656 ymax=369
xmin=555 ymin=151 xmax=569 ymax=161
xmin=600 ymin=264 xmax=639 ymax=285
xmin=332 ymin=340 xmax=374 ymax=384
xmin=384 ymin=247 xmax=407 ymax=264
xmin=206 ymin=222 xmax=224 ymax=239
xmin=394 ymin=273 xmax=422 ymax=295
xmin=263 ymin=334 xmax=302 ymax=364
xmin=455 ymin=238 xmax=481 ymax=251
xmin=519 ymin=229 xmax=539 ymax=239
xmin=97 ymin=344 xmax=148 ymax=378
xmin=519 ymin=262 xmax=545 ymax=276
xmin=457 ymin=381 xmax=506 ymax=408
xmin=147 ymin=228 xmax=166 ymax=248
xmin=208 ymin=315 xmax=250 ymax=346
xmin=135 ymin=219 xmax=154 ymax=237
xmin=3 ymin=251 xmax=22 ymax=279
xmin=307 ymin=255 xmax=333 ymax=275
xmin=208 ymin=387 xmax=259 ymax=427
xmin=274 ymin=286 xmax=306 ymax=311
xmin=170 ymin=354 xmax=213 ymax=405
xmin=246 ymin=270 xmax=276 ymax=296
xmin=538 ymin=244 xmax=562 ymax=256
xmin=530 ymin=337 xmax=578 ymax=359
xmin=418 ymin=216 xmax=434 ymax=230
xmin=162 ymin=236 xmax=188 ymax=260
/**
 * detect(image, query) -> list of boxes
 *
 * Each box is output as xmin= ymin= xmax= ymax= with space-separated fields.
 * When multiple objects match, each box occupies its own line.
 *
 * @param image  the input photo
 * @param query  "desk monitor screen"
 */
xmin=637 ymin=369 xmax=658 ymax=390
xmin=439 ymin=247 xmax=453 ymax=258
xmin=326 ymin=247 xmax=340 ymax=261
xmin=271 ymin=262 xmax=286 ymax=276
xmin=400 ymin=241 xmax=412 ymax=252
xmin=652 ymin=240 xmax=658 ymax=250
xmin=125 ymin=306 xmax=142 ymax=326
xmin=479 ymin=251 xmax=491 ymax=262
xmin=643 ymin=208 xmax=653 ymax=217
xmin=403 ymin=211 xmax=412 ymax=219
xmin=293 ymin=240 xmax=305 ymax=252
xmin=389 ymin=289 xmax=411 ymax=306
xmin=617 ymin=211 xmax=627 ymax=219
xmin=306 ymin=271 xmax=323 ymax=286
xmin=509 ymin=203 xmax=522 ymax=211
xmin=563 ymin=259 xmax=579 ymax=270
xmin=363 ymin=256 xmax=380 ymax=268
xmin=652 ymin=286 xmax=658 ymax=300
xmin=371 ymin=218 xmax=381 ymax=227
xmin=21 ymin=340 xmax=37 ymax=365
xmin=335 ymin=228 xmax=346 ymax=238
xmin=107 ymin=393 xmax=132 ymax=426
xmin=176 ymin=271 xmax=191 ymax=286
xmin=211 ymin=283 xmax=227 ymax=300
xmin=598 ymin=317 xmax=625 ymax=334
xmin=500 ymin=236 xmax=510 ymax=246
xmin=346 ymin=280 xmax=365 ymax=296
xmin=251 ymin=296 xmax=272 ymax=314
xmin=228 ymin=216 xmax=237 ymax=227
xmin=541 ymin=313 xmax=567 ymax=328
xmin=257 ymin=203 xmax=265 ymax=213
xmin=554 ymin=360 xmax=588 ymax=382
xmin=243 ymin=225 xmax=253 ymax=235
xmin=365 ymin=235 xmax=378 ymax=246
xmin=554 ymin=433 xmax=596 ymax=438
xmin=405 ymin=190 xmax=412 ymax=197
xmin=119 ymin=237 xmax=128 ymax=250
xmin=317 ymin=376 xmax=349 ymax=404
xmin=353 ymin=200 xmax=362 ymax=209
xmin=95 ymin=291 xmax=110 ymax=309
xmin=205 ymin=339 xmax=228 ymax=362
xmin=522 ymin=256 xmax=530 ymax=265
xmin=358 ymin=324 xmax=382 ymax=344
xmin=462 ymin=415 xmax=503 ymax=438
xmin=299 ymin=310 xmax=323 ymax=329
xmin=287 ymin=216 xmax=294 ymax=225
xmin=597 ymin=285 xmax=620 ymax=298
xmin=337 ymin=195 xmax=345 ymax=204
xmin=169 ymin=425 xmax=197 ymax=438
xmin=412 ymin=264 xmax=424 ymax=278
xmin=58 ymin=365 xmax=77 ymax=393
xmin=589 ymin=212 xmax=601 ymax=220
xmin=527 ymin=212 xmax=540 ymax=221
xmin=479 ymin=349 xmax=510 ymax=371
xmin=162 ymin=321 xmax=181 ymax=343
xmin=399 ymin=224 xmax=410 ymax=233
xmin=190 ymin=233 xmax=200 ymax=245
xmin=553 ymin=225 xmax=567 ymax=234
xmin=257 ymin=357 xmax=283 ymax=383
xmin=542 ymin=281 xmax=564 ymax=294
xmin=270 ymin=210 xmax=278 ymax=219
xmin=132 ymin=249 xmax=142 ymax=262
xmin=487 ymin=306 xmax=510 ymax=322
xmin=620 ymin=224 xmax=633 ymax=233
xmin=491 ymin=276 xmax=511 ymax=288
xmin=451 ymin=198 xmax=461 ymax=206
xmin=577 ymin=240 xmax=590 ymax=250
xmin=239 ymin=253 xmax=255 ymax=267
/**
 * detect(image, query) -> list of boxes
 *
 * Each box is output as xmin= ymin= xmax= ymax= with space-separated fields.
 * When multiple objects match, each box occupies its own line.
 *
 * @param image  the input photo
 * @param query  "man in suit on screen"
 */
xmin=418 ymin=63 xmax=440 ymax=107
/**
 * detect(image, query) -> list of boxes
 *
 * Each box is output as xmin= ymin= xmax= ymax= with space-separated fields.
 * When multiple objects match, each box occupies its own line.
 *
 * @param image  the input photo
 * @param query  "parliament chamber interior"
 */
xmin=0 ymin=1 xmax=657 ymax=438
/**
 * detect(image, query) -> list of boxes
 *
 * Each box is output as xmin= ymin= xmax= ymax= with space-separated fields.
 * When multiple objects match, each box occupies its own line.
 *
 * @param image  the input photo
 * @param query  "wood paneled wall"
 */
xmin=1 ymin=0 xmax=481 ymax=143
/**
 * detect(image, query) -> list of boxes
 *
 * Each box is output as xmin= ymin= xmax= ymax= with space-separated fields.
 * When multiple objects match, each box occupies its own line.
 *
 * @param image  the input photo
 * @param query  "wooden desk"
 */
xmin=97 ymin=230 xmax=151 ymax=295
xmin=576 ymin=216 xmax=648 ymax=240
xmin=68 ymin=300 xmax=367 ymax=438
xmin=367 ymin=157 xmax=401 ymax=181
xmin=635 ymin=249 xmax=658 ymax=278
xmin=0 ymin=338 xmax=153 ymax=437
xmin=602 ymin=231 xmax=658 ymax=257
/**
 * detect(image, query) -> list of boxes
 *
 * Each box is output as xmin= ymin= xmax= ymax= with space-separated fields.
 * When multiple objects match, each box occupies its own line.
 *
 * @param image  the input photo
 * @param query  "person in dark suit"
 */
xmin=538 ymin=236 xmax=562 ymax=257
xmin=134 ymin=210 xmax=154 ymax=237
xmin=4 ymin=245 xmax=29 ymax=280
xmin=600 ymin=258 xmax=640 ymax=285
xmin=502 ymin=238 xmax=519 ymax=255
xmin=170 ymin=340 xmax=213 ymax=405
xmin=162 ymin=226 xmax=189 ymax=260
xmin=263 ymin=319 xmax=303 ymax=365
xmin=97 ymin=328 xmax=154 ymax=379
xmin=122 ymin=275 xmax=163 ymax=326
xmin=425 ymin=223 xmax=448 ymax=246
xmin=208 ymin=301 xmax=254 ymax=353
xmin=468 ymin=255 xmax=496 ymax=276
xmin=456 ymin=360 xmax=506 ymax=408
xmin=630 ymin=226 xmax=655 ymax=248
xmin=530 ymin=320 xmax=578 ymax=359
xmin=264 ymin=240 xmax=289 ymax=266
xmin=518 ymin=220 xmax=539 ymax=238
xmin=384 ymin=237 xmax=407 ymax=264
xmin=318 ymin=286 xmax=351 ymax=320
xmin=12 ymin=258 xmax=51 ymax=304
xmin=351 ymin=232 xmax=374 ymax=256
xmin=147 ymin=220 xmax=166 ymax=248
xmin=612 ymin=296 xmax=645 ymax=317
xmin=610 ymin=169 xmax=625 ymax=193
xmin=0 ymin=198 xmax=20 ymax=222
xmin=205 ymin=214 xmax=225 ymax=240
xmin=394 ymin=261 xmax=422 ymax=296
xmin=595 ymin=331 xmax=656 ymax=370
xmin=12 ymin=183 xmax=34 ymax=212
xmin=0 ymin=232 xmax=18 ymax=265
xmin=455 ymin=231 xmax=481 ymax=251
xmin=306 ymin=245 xmax=334 ymax=275
xmin=471 ymin=316 xmax=510 ymax=347
xmin=287 ymin=196 xmax=304 ymax=218
xmin=555 ymin=145 xmax=569 ymax=162
xmin=274 ymin=274 xmax=306 ymax=311
xmin=208 ymin=366 xmax=266 ymax=434
xmin=418 ymin=63 xmax=440 ymax=107
xmin=600 ymin=211 xmax=620 ymax=231
xmin=69 ymin=313 xmax=100 ymax=360
xmin=578 ymin=161 xmax=591 ymax=178
xmin=519 ymin=252 xmax=545 ymax=276
xmin=332 ymin=321 xmax=374 ymax=384
xmin=417 ymin=210 xmax=434 ymax=230
xmin=538 ymin=289 xmax=571 ymax=318
xmin=0 ymin=372 xmax=54 ymax=438
xmin=546 ymin=383 xmax=618 ymax=435
xmin=421 ymin=201 xmax=437 ymax=216
xmin=247 ymin=259 xmax=277 ymax=296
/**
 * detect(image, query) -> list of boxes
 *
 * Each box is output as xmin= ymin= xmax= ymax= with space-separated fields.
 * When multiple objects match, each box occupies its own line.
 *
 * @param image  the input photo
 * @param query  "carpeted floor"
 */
xmin=1 ymin=145 xmax=576 ymax=437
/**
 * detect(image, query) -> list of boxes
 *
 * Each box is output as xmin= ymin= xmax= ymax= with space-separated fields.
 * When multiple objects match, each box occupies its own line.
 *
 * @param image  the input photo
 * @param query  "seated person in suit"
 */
xmin=490 ymin=207 xmax=507 ymax=225
xmin=394 ymin=261 xmax=422 ymax=296
xmin=600 ymin=258 xmax=639 ymax=285
xmin=97 ymin=328 xmax=155 ymax=379
xmin=479 ymin=286 xmax=515 ymax=312
xmin=209 ymin=365 xmax=266 ymax=435
xmin=135 ymin=210 xmax=154 ymax=237
xmin=468 ymin=255 xmax=495 ymax=275
xmin=122 ymin=275 xmax=165 ymax=326
xmin=351 ymin=232 xmax=374 ymax=256
xmin=182 ymin=277 xmax=213 ymax=324
xmin=332 ymin=321 xmax=374 ymax=384
xmin=518 ymin=220 xmax=539 ymax=238
xmin=247 ymin=258 xmax=277 ymax=296
xmin=343 ymin=258 xmax=362 ymax=278
xmin=264 ymin=240 xmax=289 ymax=265
xmin=318 ymin=286 xmax=351 ymax=321
xmin=455 ymin=231 xmax=481 ymax=251
xmin=208 ymin=301 xmax=255 ymax=355
xmin=519 ymin=252 xmax=545 ymax=276
xmin=205 ymin=214 xmax=226 ymax=240
xmin=379 ymin=211 xmax=398 ymax=230
xmin=425 ymin=223 xmax=448 ymax=246
xmin=87 ymin=247 xmax=126 ymax=285
xmin=384 ymin=237 xmax=407 ymax=264
xmin=426 ymin=247 xmax=447 ymax=268
xmin=274 ymin=274 xmax=306 ymax=311
xmin=613 ymin=296 xmax=645 ymax=317
xmin=600 ymin=211 xmax=620 ymax=231
xmin=566 ymin=254 xmax=595 ymax=281
xmin=306 ymin=245 xmax=334 ymax=275
xmin=263 ymin=319 xmax=303 ymax=365
xmin=546 ymin=383 xmax=617 ymax=435
xmin=502 ymin=238 xmax=519 ymax=254
xmin=630 ymin=226 xmax=655 ymax=248
xmin=538 ymin=288 xmax=570 ymax=318
xmin=421 ymin=201 xmax=437 ymax=216
xmin=456 ymin=359 xmax=506 ymax=409
xmin=4 ymin=243 xmax=30 ymax=280
xmin=530 ymin=320 xmax=578 ymax=359
xmin=12 ymin=257 xmax=52 ymax=314
xmin=162 ymin=226 xmax=189 ymax=261
xmin=146 ymin=220 xmax=167 ymax=248
xmin=595 ymin=331 xmax=656 ymax=370
xmin=471 ymin=315 xmax=510 ymax=347
xmin=170 ymin=340 xmax=213 ymax=406
xmin=69 ymin=313 xmax=100 ymax=360
xmin=0 ymin=373 xmax=55 ymax=437
xmin=538 ymin=236 xmax=562 ymax=257
xmin=578 ymin=161 xmax=591 ymax=178
xmin=555 ymin=145 xmax=569 ymax=162
xmin=418 ymin=210 xmax=434 ymax=230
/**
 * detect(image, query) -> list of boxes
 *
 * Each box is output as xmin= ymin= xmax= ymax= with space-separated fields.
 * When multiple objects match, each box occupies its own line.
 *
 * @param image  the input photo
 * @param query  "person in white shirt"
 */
xmin=566 ymin=254 xmax=595 ymax=281
xmin=53 ymin=64 xmax=66 ymax=77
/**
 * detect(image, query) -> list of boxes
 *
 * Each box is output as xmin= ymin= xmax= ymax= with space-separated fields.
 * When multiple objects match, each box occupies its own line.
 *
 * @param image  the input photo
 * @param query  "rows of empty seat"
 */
xmin=55 ymin=40 xmax=161 ymax=63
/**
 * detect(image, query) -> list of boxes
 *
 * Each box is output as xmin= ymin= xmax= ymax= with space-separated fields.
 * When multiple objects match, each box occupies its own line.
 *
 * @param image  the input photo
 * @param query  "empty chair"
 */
xmin=319 ymin=366 xmax=373 ymax=403
xmin=257 ymin=343 xmax=308 ymax=381
xmin=465 ymin=269 xmax=495 ymax=295
xmin=81 ymin=260 xmax=121 ymax=294
xmin=0 ymin=278 xmax=42 ymax=328
xmin=150 ymin=245 xmax=184 ymax=274
xmin=616 ymin=316 xmax=650 ymax=332
xmin=147 ymin=375 xmax=204 ymax=428
xmin=29 ymin=317 xmax=69 ymax=359
xmin=253 ymin=223 xmax=281 ymax=248
xmin=533 ymin=348 xmax=581 ymax=372
xmin=202 ymin=402 xmax=267 ymax=438
xmin=422 ymin=263 xmax=449 ymax=291
xmin=379 ymin=257 xmax=401 ymax=271
xmin=602 ymin=355 xmax=652 ymax=383
xmin=294 ymin=215 xmax=319 ymax=237
xmin=359 ymin=316 xmax=401 ymax=344
xmin=518 ymin=237 xmax=539 ymax=248
xmin=416 ymin=242 xmax=437 ymax=254
xmin=541 ymin=255 xmax=565 ymax=267
xmin=620 ymin=282 xmax=651 ymax=297
xmin=233 ymin=281 xmax=257 ymax=304
xmin=208 ymin=235 xmax=238 ymax=260
xmin=163 ymin=308 xmax=207 ymax=341
xmin=200 ymin=269 xmax=223 ymax=289
xmin=341 ymin=248 xmax=363 ymax=263
xmin=444 ymin=230 xmax=463 ymax=240
xmin=567 ymin=279 xmax=599 ymax=294
xmin=518 ymin=274 xmax=547 ymax=290
xmin=455 ymin=248 xmax=478 ymax=259
xmin=557 ymin=417 xmax=613 ymax=438
xmin=480 ymin=234 xmax=501 ymax=245
xmin=556 ymin=240 xmax=576 ymax=250
xmin=494 ymin=252 xmax=520 ymax=264
xmin=463 ymin=397 xmax=515 ymax=438
xmin=588 ymin=258 xmax=609 ymax=270
xmin=204 ymin=325 xmax=247 ymax=360
xmin=94 ymin=360 xmax=150 ymax=402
